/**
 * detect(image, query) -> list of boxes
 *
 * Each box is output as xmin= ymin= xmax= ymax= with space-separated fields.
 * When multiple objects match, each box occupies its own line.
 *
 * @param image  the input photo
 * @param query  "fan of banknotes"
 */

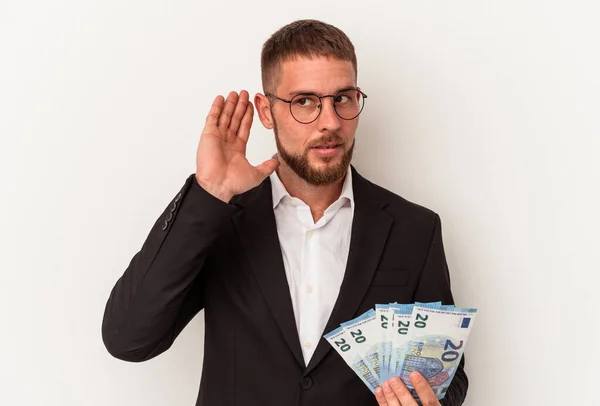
xmin=324 ymin=302 xmax=477 ymax=401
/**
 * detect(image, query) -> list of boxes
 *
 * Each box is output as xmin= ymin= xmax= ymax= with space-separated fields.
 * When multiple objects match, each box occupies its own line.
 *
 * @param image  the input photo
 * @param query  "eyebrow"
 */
xmin=286 ymin=86 xmax=357 ymax=98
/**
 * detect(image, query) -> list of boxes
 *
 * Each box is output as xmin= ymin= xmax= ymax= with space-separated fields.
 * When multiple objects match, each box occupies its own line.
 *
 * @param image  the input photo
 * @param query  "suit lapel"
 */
xmin=305 ymin=167 xmax=393 ymax=374
xmin=231 ymin=179 xmax=306 ymax=369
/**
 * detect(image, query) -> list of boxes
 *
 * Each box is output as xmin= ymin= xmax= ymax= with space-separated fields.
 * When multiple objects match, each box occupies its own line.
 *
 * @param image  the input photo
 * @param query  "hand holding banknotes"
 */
xmin=195 ymin=90 xmax=280 ymax=202
xmin=324 ymin=302 xmax=476 ymax=403
xmin=375 ymin=373 xmax=440 ymax=406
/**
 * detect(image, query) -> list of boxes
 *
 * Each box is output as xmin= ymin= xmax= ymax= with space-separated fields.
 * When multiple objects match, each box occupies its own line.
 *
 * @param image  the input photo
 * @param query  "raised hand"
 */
xmin=195 ymin=90 xmax=280 ymax=202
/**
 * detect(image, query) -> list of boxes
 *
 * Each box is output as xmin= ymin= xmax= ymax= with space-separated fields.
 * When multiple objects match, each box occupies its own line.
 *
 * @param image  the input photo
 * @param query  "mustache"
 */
xmin=307 ymin=134 xmax=345 ymax=148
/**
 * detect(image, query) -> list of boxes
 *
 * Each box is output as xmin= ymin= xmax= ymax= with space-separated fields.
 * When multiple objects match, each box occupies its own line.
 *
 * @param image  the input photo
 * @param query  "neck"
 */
xmin=275 ymin=163 xmax=347 ymax=223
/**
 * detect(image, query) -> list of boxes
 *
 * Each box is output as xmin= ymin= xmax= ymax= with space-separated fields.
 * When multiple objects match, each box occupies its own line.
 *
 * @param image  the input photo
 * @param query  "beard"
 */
xmin=273 ymin=118 xmax=355 ymax=186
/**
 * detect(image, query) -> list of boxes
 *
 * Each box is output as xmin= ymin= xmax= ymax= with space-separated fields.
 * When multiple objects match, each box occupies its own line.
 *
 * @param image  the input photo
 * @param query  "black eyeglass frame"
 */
xmin=264 ymin=87 xmax=368 ymax=124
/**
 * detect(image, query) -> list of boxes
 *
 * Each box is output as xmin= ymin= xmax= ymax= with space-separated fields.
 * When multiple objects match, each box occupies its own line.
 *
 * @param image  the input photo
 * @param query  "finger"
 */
xmin=381 ymin=381 xmax=402 ymax=406
xmin=389 ymin=377 xmax=418 ymax=405
xmin=217 ymin=91 xmax=239 ymax=128
xmin=238 ymin=101 xmax=254 ymax=142
xmin=229 ymin=90 xmax=249 ymax=133
xmin=374 ymin=387 xmax=389 ymax=406
xmin=206 ymin=95 xmax=225 ymax=126
xmin=253 ymin=158 xmax=280 ymax=180
xmin=409 ymin=373 xmax=440 ymax=406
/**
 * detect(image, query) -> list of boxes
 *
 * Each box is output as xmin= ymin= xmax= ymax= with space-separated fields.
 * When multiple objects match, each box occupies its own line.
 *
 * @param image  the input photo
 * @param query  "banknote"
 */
xmin=387 ymin=303 xmax=414 ymax=380
xmin=375 ymin=304 xmax=393 ymax=381
xmin=394 ymin=305 xmax=477 ymax=400
xmin=387 ymin=302 xmax=445 ymax=380
xmin=340 ymin=309 xmax=382 ymax=378
xmin=323 ymin=326 xmax=382 ymax=393
xmin=325 ymin=301 xmax=477 ymax=401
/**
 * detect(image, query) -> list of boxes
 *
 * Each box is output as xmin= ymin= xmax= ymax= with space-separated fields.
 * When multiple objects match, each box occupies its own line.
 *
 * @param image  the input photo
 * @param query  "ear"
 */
xmin=254 ymin=93 xmax=274 ymax=129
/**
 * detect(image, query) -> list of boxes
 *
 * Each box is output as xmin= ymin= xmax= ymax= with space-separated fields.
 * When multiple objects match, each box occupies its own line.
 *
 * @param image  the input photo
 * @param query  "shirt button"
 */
xmin=307 ymin=230 xmax=314 ymax=239
xmin=303 ymin=342 xmax=312 ymax=350
xmin=306 ymin=285 xmax=313 ymax=294
xmin=300 ymin=376 xmax=313 ymax=390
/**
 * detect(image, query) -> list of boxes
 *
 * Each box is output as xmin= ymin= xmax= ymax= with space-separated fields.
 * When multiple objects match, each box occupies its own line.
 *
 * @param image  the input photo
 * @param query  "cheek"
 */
xmin=341 ymin=122 xmax=358 ymax=142
xmin=278 ymin=121 xmax=311 ymax=148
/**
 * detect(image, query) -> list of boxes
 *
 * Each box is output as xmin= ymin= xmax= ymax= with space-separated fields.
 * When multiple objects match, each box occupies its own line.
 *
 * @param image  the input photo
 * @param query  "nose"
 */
xmin=317 ymin=97 xmax=342 ymax=133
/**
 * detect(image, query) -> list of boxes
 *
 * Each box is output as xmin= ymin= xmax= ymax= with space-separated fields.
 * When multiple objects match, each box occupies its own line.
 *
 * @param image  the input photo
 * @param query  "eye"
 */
xmin=292 ymin=95 xmax=318 ymax=108
xmin=335 ymin=94 xmax=350 ymax=104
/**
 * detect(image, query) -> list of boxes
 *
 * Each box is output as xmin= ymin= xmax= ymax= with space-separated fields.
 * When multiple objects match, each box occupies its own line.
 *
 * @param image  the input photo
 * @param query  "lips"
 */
xmin=312 ymin=142 xmax=341 ymax=149
xmin=310 ymin=142 xmax=342 ymax=158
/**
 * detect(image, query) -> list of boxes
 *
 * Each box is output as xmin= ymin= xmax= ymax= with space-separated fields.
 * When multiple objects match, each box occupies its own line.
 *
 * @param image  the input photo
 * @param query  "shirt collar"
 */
xmin=270 ymin=166 xmax=354 ymax=210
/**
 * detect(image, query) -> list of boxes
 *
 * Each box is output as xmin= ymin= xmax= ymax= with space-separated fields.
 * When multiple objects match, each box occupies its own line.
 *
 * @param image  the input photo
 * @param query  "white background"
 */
xmin=2 ymin=1 xmax=599 ymax=405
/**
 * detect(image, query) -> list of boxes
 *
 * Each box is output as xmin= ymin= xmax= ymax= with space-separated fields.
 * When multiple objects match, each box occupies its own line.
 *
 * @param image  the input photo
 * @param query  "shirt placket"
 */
xmin=297 ymin=206 xmax=322 ymax=362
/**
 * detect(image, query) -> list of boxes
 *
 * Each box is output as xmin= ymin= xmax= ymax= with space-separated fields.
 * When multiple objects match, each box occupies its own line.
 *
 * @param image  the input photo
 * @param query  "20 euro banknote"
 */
xmin=324 ymin=325 xmax=382 ymax=393
xmin=393 ymin=305 xmax=477 ymax=400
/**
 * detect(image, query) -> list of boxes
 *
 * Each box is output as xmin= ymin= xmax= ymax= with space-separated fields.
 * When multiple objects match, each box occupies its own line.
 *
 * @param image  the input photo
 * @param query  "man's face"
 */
xmin=268 ymin=56 xmax=360 ymax=186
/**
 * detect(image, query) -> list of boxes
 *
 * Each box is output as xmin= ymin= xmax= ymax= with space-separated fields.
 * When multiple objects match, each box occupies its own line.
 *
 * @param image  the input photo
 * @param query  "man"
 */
xmin=102 ymin=19 xmax=468 ymax=406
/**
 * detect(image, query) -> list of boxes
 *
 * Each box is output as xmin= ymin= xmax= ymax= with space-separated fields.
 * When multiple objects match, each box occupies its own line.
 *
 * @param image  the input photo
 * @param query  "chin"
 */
xmin=309 ymin=154 xmax=341 ymax=165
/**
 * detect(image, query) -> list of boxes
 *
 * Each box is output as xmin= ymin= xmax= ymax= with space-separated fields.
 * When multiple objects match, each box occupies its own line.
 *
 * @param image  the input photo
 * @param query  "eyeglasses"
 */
xmin=265 ymin=87 xmax=367 ymax=124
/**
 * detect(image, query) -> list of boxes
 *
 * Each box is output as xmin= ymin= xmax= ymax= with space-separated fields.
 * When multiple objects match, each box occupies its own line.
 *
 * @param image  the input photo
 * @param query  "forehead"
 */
xmin=276 ymin=56 xmax=356 ymax=96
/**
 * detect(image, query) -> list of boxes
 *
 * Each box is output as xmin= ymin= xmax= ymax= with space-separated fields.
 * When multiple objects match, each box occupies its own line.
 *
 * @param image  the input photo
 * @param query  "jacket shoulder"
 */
xmin=363 ymin=177 xmax=440 ymax=226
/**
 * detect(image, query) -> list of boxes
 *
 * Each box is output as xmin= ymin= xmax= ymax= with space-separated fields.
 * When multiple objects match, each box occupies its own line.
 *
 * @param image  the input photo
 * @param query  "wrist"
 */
xmin=194 ymin=176 xmax=233 ymax=203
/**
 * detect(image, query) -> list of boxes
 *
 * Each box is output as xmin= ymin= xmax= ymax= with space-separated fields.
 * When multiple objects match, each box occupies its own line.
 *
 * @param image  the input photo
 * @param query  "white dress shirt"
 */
xmin=269 ymin=167 xmax=354 ymax=365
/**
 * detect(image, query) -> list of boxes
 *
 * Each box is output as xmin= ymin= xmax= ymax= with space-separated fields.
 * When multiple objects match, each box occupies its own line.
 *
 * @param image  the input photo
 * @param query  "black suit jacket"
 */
xmin=102 ymin=166 xmax=468 ymax=406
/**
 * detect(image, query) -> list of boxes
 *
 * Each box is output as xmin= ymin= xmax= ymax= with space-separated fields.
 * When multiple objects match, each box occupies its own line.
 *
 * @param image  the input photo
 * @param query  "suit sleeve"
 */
xmin=101 ymin=174 xmax=239 ymax=362
xmin=413 ymin=214 xmax=469 ymax=406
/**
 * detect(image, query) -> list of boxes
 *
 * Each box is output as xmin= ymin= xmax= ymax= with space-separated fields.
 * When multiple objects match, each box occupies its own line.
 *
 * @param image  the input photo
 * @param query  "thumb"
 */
xmin=254 ymin=158 xmax=280 ymax=179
